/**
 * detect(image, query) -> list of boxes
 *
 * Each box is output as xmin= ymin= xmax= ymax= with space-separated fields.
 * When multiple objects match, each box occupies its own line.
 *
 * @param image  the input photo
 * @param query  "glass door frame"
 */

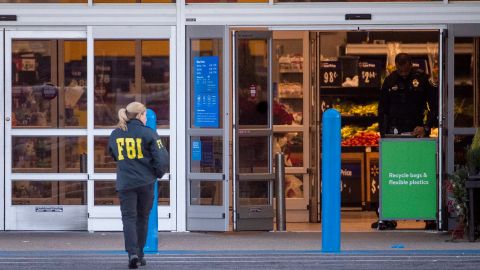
xmin=446 ymin=24 xmax=480 ymax=230
xmin=4 ymin=29 xmax=88 ymax=230
xmin=272 ymin=31 xmax=311 ymax=217
xmin=185 ymin=26 xmax=229 ymax=231
xmin=0 ymin=28 xmax=4 ymax=231
xmin=86 ymin=26 xmax=177 ymax=231
xmin=233 ymin=30 xmax=275 ymax=231
xmin=446 ymin=24 xmax=480 ymax=173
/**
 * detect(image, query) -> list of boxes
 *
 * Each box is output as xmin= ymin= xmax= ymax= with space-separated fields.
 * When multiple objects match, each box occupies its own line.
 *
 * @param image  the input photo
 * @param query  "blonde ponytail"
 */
xmin=117 ymin=108 xmax=129 ymax=131
xmin=117 ymin=102 xmax=146 ymax=131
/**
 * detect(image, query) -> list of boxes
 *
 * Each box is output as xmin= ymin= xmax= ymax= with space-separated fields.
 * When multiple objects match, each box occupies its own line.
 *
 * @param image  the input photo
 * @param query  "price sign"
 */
xmin=411 ymin=57 xmax=429 ymax=74
xmin=320 ymin=61 xmax=341 ymax=87
xmin=358 ymin=60 xmax=381 ymax=87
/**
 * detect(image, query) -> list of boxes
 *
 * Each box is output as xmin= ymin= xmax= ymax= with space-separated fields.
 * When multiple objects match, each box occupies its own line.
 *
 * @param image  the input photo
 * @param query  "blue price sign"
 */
xmin=192 ymin=140 xmax=202 ymax=161
xmin=194 ymin=56 xmax=219 ymax=128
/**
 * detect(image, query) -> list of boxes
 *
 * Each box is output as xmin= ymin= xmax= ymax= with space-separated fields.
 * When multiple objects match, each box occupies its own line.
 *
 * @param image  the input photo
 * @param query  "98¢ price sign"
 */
xmin=320 ymin=61 xmax=341 ymax=87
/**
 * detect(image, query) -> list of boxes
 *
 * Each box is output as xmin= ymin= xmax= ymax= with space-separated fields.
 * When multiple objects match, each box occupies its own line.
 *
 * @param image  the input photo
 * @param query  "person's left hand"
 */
xmin=413 ymin=126 xmax=426 ymax=138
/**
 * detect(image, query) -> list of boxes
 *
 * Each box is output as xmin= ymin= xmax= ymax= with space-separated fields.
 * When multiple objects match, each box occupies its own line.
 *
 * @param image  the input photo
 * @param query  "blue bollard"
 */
xmin=144 ymin=109 xmax=158 ymax=253
xmin=321 ymin=108 xmax=341 ymax=253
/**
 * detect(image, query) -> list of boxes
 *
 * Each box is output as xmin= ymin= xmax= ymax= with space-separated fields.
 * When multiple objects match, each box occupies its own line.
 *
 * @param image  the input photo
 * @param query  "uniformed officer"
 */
xmin=375 ymin=53 xmax=438 ymax=230
xmin=108 ymin=102 xmax=169 ymax=269
xmin=378 ymin=53 xmax=437 ymax=138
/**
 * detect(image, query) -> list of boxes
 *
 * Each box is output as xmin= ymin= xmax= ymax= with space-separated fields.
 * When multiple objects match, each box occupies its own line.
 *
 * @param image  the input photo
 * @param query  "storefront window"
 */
xmin=239 ymin=181 xmax=269 ymax=205
xmin=94 ymin=181 xmax=168 ymax=205
xmin=190 ymin=137 xmax=223 ymax=173
xmin=12 ymin=181 xmax=87 ymax=205
xmin=94 ymin=181 xmax=119 ymax=205
xmin=0 ymin=0 xmax=86 ymax=2
xmin=237 ymin=39 xmax=269 ymax=127
xmin=12 ymin=40 xmax=87 ymax=128
xmin=275 ymin=0 xmax=440 ymax=2
xmin=190 ymin=39 xmax=223 ymax=129
xmin=64 ymin=41 xmax=88 ymax=127
xmin=284 ymin=174 xmax=303 ymax=199
xmin=94 ymin=136 xmax=170 ymax=173
xmin=454 ymin=135 xmax=474 ymax=168
xmin=94 ymin=40 xmax=170 ymax=128
xmin=186 ymin=0 xmax=266 ymax=3
xmin=95 ymin=0 xmax=173 ymax=3
xmin=190 ymin=181 xmax=223 ymax=205
xmin=12 ymin=136 xmax=87 ymax=173
xmin=454 ymin=38 xmax=475 ymax=127
xmin=273 ymin=132 xmax=303 ymax=167
xmin=274 ymin=39 xmax=303 ymax=126
xmin=238 ymin=137 xmax=269 ymax=173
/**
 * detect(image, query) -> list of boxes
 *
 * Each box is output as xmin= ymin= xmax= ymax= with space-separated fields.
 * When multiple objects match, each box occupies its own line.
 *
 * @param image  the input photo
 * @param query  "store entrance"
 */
xmin=232 ymin=28 xmax=442 ymax=232
xmin=311 ymin=30 xmax=441 ymax=231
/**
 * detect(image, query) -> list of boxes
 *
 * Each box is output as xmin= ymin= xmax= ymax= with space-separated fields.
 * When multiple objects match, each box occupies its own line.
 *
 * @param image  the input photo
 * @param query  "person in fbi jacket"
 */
xmin=375 ymin=53 xmax=438 ymax=230
xmin=108 ymin=102 xmax=169 ymax=269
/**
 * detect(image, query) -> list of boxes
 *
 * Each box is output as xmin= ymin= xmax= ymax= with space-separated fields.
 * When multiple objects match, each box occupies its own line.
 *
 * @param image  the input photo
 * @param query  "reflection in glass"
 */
xmin=237 ymin=39 xmax=269 ymax=127
xmin=454 ymin=135 xmax=474 ymax=168
xmin=190 ymin=181 xmax=223 ymax=206
xmin=12 ymin=40 xmax=88 ymax=128
xmin=94 ymin=137 xmax=117 ymax=173
xmin=239 ymin=181 xmax=269 ymax=205
xmin=12 ymin=136 xmax=87 ymax=173
xmin=190 ymin=137 xmax=223 ymax=173
xmin=94 ymin=40 xmax=170 ymax=127
xmin=94 ymin=41 xmax=135 ymax=127
xmin=60 ymin=137 xmax=87 ymax=172
xmin=94 ymin=181 xmax=169 ymax=205
xmin=275 ymin=0 xmax=439 ymax=2
xmin=142 ymin=40 xmax=170 ymax=126
xmin=187 ymin=0 xmax=266 ymax=3
xmin=284 ymin=174 xmax=303 ymax=199
xmin=158 ymin=181 xmax=170 ymax=206
xmin=63 ymin=41 xmax=87 ymax=127
xmin=95 ymin=0 xmax=174 ymax=3
xmin=0 ymin=0 xmax=86 ymax=2
xmin=94 ymin=181 xmax=119 ymax=205
xmin=12 ymin=181 xmax=86 ymax=205
xmin=273 ymin=132 xmax=303 ymax=167
xmin=94 ymin=136 xmax=170 ymax=173
xmin=238 ymin=137 xmax=269 ymax=173
xmin=190 ymin=39 xmax=223 ymax=129
xmin=12 ymin=137 xmax=54 ymax=172
xmin=454 ymin=38 xmax=475 ymax=127
xmin=12 ymin=40 xmax=55 ymax=128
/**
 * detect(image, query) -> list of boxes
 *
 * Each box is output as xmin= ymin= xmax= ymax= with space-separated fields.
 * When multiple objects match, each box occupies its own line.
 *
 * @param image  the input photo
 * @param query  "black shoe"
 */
xmin=128 ymin=254 xmax=139 ymax=269
xmin=371 ymin=221 xmax=378 ymax=229
xmin=139 ymin=257 xmax=146 ymax=266
xmin=425 ymin=220 xmax=437 ymax=230
xmin=385 ymin=221 xmax=397 ymax=230
xmin=378 ymin=221 xmax=387 ymax=230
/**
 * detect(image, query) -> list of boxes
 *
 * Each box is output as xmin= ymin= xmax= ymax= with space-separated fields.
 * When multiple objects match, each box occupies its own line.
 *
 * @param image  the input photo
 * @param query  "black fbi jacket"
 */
xmin=108 ymin=119 xmax=169 ymax=191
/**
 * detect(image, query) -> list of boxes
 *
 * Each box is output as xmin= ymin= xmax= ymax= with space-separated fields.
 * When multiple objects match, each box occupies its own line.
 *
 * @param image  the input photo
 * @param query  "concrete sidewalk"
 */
xmin=0 ymin=231 xmax=479 ymax=252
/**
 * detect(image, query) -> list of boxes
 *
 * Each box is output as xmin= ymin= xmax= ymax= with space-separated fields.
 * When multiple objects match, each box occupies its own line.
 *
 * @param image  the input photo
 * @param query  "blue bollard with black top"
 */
xmin=321 ymin=108 xmax=341 ymax=253
xmin=143 ymin=109 xmax=158 ymax=253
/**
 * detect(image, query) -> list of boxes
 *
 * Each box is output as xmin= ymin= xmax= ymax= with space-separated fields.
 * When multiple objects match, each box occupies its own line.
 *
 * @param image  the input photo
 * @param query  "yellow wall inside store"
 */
xmin=94 ymin=0 xmax=173 ymax=3
xmin=142 ymin=40 xmax=170 ymax=56
xmin=64 ymin=41 xmax=87 ymax=62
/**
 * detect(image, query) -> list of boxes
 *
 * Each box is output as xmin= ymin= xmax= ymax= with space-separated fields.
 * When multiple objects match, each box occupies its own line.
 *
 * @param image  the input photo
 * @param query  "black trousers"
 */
xmin=118 ymin=182 xmax=155 ymax=257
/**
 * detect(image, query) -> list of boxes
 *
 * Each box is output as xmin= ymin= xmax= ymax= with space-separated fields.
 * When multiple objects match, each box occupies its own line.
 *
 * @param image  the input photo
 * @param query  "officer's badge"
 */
xmin=412 ymin=79 xmax=420 ymax=88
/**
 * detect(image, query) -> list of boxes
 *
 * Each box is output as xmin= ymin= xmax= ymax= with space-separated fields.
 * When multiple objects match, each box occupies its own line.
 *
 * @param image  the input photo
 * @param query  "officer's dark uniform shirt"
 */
xmin=108 ymin=119 xmax=169 ymax=191
xmin=378 ymin=69 xmax=437 ymax=137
